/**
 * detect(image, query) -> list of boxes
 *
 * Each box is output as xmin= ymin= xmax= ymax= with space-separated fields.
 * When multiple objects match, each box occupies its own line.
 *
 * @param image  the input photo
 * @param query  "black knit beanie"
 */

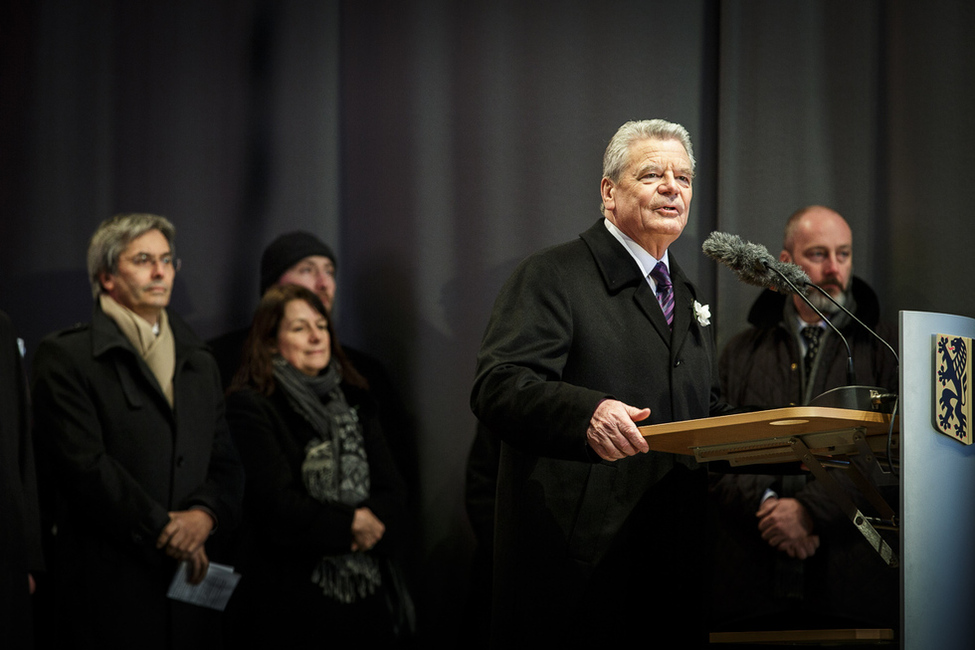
xmin=259 ymin=231 xmax=336 ymax=296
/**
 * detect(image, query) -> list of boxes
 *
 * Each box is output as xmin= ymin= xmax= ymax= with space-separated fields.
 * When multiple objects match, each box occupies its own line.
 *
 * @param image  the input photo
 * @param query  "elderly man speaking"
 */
xmin=472 ymin=120 xmax=730 ymax=647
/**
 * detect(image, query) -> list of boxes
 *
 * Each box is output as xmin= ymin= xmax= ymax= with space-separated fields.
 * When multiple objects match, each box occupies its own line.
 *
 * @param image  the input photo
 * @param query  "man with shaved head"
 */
xmin=713 ymin=205 xmax=899 ymax=632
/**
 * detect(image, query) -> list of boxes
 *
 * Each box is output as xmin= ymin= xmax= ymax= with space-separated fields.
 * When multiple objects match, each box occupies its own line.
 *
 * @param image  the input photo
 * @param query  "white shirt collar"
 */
xmin=793 ymin=313 xmax=826 ymax=332
xmin=603 ymin=218 xmax=669 ymax=289
xmin=794 ymin=314 xmax=827 ymax=355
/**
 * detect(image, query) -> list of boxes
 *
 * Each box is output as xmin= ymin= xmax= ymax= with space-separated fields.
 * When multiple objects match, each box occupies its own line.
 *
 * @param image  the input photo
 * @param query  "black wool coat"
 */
xmin=31 ymin=304 xmax=244 ymax=650
xmin=222 ymin=382 xmax=408 ymax=646
xmin=471 ymin=219 xmax=731 ymax=646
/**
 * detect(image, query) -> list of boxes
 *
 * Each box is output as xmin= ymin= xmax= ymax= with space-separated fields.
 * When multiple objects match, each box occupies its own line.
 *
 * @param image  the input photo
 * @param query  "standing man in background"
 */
xmin=209 ymin=231 xmax=338 ymax=387
xmin=31 ymin=213 xmax=244 ymax=650
xmin=712 ymin=205 xmax=899 ymax=631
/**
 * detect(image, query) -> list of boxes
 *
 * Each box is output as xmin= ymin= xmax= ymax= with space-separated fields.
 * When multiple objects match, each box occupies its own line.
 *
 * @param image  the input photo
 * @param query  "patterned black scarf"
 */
xmin=273 ymin=357 xmax=380 ymax=603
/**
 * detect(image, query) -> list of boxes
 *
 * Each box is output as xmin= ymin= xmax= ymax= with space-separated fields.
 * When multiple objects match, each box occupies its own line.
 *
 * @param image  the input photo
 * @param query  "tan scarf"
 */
xmin=99 ymin=294 xmax=176 ymax=407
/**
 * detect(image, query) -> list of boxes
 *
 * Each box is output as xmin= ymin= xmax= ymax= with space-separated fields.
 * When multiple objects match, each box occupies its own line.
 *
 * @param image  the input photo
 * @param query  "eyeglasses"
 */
xmin=125 ymin=253 xmax=182 ymax=272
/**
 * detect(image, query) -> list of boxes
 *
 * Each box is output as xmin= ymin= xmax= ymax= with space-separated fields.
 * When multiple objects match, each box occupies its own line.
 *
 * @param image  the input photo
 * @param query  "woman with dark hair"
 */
xmin=223 ymin=284 xmax=407 ymax=647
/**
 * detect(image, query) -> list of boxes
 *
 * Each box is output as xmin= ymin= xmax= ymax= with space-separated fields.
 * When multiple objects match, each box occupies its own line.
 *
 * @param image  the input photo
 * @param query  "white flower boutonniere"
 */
xmin=693 ymin=301 xmax=711 ymax=327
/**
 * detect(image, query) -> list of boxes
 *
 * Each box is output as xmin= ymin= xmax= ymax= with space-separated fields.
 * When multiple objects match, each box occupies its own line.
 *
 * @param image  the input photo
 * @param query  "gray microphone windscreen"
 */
xmin=702 ymin=231 xmax=808 ymax=294
xmin=770 ymin=258 xmax=812 ymax=292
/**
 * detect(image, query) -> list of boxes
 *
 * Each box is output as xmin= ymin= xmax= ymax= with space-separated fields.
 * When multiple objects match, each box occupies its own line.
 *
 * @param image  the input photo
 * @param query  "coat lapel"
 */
xmin=580 ymin=219 xmax=675 ymax=346
xmin=90 ymin=303 xmax=185 ymax=420
xmin=669 ymin=257 xmax=696 ymax=354
xmin=634 ymin=281 xmax=672 ymax=344
xmin=580 ymin=218 xmax=694 ymax=349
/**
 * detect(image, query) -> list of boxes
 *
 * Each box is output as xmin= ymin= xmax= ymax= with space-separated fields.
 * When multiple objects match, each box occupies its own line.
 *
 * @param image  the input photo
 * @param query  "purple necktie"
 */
xmin=651 ymin=262 xmax=674 ymax=328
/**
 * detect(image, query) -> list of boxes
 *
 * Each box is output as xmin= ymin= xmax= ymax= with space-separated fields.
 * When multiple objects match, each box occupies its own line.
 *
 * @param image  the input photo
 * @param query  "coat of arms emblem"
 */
xmin=935 ymin=334 xmax=972 ymax=445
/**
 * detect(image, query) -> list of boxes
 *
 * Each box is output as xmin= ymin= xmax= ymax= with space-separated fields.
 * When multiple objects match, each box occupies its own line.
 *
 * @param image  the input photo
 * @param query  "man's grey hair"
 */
xmin=87 ymin=213 xmax=176 ymax=298
xmin=601 ymin=119 xmax=696 ymax=184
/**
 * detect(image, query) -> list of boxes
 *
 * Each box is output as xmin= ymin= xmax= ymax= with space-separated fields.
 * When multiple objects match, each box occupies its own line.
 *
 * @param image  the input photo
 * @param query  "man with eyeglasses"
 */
xmin=31 ymin=213 xmax=244 ymax=650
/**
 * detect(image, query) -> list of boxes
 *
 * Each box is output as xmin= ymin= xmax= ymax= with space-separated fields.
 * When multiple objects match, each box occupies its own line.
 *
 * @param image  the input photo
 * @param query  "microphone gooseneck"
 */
xmin=805 ymin=283 xmax=900 ymax=367
xmin=762 ymin=259 xmax=857 ymax=385
xmin=803 ymin=283 xmax=900 ymax=469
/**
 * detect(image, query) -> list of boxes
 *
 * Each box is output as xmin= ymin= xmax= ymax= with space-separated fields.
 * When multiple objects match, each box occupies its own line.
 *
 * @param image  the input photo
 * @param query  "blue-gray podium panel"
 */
xmin=900 ymin=310 xmax=975 ymax=650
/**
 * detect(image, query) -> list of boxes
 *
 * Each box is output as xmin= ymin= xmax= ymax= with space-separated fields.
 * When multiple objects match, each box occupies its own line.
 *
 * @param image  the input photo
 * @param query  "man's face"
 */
xmin=277 ymin=255 xmax=336 ymax=311
xmin=99 ymin=229 xmax=175 ymax=324
xmin=600 ymin=137 xmax=693 ymax=256
xmin=780 ymin=208 xmax=853 ymax=301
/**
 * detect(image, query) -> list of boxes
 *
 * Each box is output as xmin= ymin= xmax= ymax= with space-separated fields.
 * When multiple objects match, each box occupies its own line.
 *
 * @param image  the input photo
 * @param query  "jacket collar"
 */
xmin=580 ymin=219 xmax=648 ymax=294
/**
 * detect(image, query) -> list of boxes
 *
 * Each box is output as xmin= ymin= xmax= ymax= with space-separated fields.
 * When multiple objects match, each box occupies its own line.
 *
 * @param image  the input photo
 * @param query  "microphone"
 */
xmin=703 ymin=230 xmax=899 ymax=414
xmin=702 ymin=232 xmax=809 ymax=295
xmin=703 ymin=232 xmax=854 ymax=382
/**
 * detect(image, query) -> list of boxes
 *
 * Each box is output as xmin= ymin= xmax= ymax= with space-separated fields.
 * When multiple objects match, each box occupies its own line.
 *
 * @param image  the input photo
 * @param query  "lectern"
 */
xmin=637 ymin=311 xmax=975 ymax=649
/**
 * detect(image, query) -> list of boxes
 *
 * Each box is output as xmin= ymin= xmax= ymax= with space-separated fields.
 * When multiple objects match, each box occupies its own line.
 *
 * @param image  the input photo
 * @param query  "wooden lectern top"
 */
xmin=638 ymin=406 xmax=897 ymax=461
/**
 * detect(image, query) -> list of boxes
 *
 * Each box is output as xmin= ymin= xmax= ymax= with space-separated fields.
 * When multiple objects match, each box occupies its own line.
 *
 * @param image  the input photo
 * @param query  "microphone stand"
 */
xmin=804 ymin=284 xmax=900 ymax=473
xmin=765 ymin=265 xmax=902 ymax=550
xmin=763 ymin=260 xmax=857 ymax=385
xmin=805 ymin=283 xmax=900 ymax=366
xmin=763 ymin=261 xmax=895 ymax=413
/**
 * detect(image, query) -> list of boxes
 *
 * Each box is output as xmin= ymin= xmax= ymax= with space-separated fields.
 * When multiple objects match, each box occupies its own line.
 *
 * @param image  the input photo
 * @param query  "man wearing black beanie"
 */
xmin=257 ymin=231 xmax=338 ymax=311
xmin=209 ymin=231 xmax=337 ymax=386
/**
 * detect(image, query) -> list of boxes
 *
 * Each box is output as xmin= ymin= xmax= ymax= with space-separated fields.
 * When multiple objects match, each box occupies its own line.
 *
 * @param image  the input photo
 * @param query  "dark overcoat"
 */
xmin=0 ymin=310 xmax=43 ymax=648
xmin=31 ymin=303 xmax=244 ymax=650
xmin=471 ymin=219 xmax=730 ymax=646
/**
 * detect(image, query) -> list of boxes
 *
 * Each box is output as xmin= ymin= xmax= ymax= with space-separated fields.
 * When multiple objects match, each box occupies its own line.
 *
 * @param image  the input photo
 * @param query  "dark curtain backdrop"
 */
xmin=2 ymin=0 xmax=973 ymax=645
